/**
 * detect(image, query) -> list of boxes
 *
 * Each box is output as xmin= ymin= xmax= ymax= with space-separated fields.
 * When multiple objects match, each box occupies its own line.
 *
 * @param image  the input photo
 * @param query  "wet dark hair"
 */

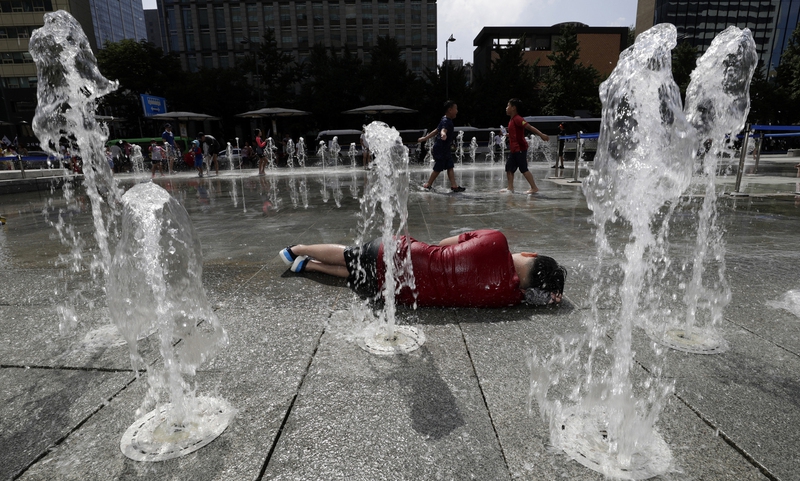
xmin=508 ymin=98 xmax=523 ymax=112
xmin=526 ymin=255 xmax=566 ymax=295
xmin=443 ymin=100 xmax=456 ymax=113
xmin=254 ymin=129 xmax=262 ymax=136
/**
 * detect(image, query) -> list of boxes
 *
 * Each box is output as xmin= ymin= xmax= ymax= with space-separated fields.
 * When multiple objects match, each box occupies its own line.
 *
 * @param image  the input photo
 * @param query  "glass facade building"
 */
xmin=154 ymin=0 xmax=438 ymax=76
xmin=641 ymin=0 xmax=800 ymax=76
xmin=90 ymin=0 xmax=147 ymax=48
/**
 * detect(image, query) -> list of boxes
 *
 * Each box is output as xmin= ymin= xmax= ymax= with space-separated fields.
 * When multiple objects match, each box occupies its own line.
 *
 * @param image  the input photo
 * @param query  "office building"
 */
xmin=154 ymin=0 xmax=438 ymax=76
xmin=472 ymin=24 xmax=629 ymax=78
xmin=636 ymin=0 xmax=800 ymax=76
xmin=0 ymin=0 xmax=145 ymax=128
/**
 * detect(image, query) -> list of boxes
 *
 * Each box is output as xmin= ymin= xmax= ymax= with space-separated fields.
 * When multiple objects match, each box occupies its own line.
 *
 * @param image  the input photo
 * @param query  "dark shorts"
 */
xmin=343 ymin=238 xmax=381 ymax=298
xmin=194 ymin=156 xmax=203 ymax=168
xmin=432 ymin=153 xmax=454 ymax=172
xmin=505 ymin=151 xmax=529 ymax=173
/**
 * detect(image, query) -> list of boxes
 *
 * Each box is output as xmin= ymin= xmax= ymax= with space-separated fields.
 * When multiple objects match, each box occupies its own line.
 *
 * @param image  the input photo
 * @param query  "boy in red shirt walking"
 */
xmin=502 ymin=98 xmax=549 ymax=194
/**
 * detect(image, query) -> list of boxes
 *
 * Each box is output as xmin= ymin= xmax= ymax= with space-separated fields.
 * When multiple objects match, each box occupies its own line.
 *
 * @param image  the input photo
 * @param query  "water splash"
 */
xmin=265 ymin=137 xmax=277 ymax=170
xmin=771 ymin=290 xmax=800 ymax=318
xmin=486 ymin=132 xmax=495 ymax=162
xmin=354 ymin=121 xmax=421 ymax=354
xmin=286 ymin=139 xmax=296 ymax=168
xmin=677 ymin=26 xmax=756 ymax=337
xmin=330 ymin=136 xmax=341 ymax=168
xmin=530 ymin=23 xmax=698 ymax=478
xmin=456 ymin=130 xmax=464 ymax=165
xmin=469 ymin=137 xmax=477 ymax=163
xmin=296 ymin=137 xmax=307 ymax=168
xmin=31 ymin=10 xmax=123 ymax=323
xmin=348 ymin=142 xmax=358 ymax=168
xmin=130 ymin=145 xmax=146 ymax=178
xmin=107 ymin=182 xmax=227 ymax=419
xmin=318 ymin=141 xmax=327 ymax=169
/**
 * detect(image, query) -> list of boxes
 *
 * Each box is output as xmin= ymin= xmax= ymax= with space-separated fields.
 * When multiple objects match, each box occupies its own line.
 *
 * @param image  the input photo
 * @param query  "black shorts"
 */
xmin=343 ymin=238 xmax=381 ymax=298
xmin=505 ymin=151 xmax=529 ymax=173
xmin=432 ymin=154 xmax=454 ymax=172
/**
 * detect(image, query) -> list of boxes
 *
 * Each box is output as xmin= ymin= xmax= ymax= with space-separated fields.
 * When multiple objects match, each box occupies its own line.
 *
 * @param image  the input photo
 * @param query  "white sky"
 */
xmin=141 ymin=0 xmax=638 ymax=64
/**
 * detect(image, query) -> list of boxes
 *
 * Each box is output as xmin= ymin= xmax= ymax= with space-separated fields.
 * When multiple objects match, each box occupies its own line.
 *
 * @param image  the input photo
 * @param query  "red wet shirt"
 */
xmin=508 ymin=114 xmax=529 ymax=153
xmin=377 ymin=229 xmax=523 ymax=307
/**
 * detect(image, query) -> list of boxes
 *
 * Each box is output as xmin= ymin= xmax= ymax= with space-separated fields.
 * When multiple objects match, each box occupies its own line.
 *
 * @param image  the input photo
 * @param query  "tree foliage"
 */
xmin=473 ymin=37 xmax=540 ymax=128
xmin=540 ymin=25 xmax=601 ymax=116
xmin=95 ymin=39 xmax=184 ymax=121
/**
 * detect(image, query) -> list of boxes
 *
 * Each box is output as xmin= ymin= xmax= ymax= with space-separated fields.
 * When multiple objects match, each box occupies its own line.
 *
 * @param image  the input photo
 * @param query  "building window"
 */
xmin=363 ymin=30 xmax=373 ymax=48
xmin=410 ymin=2 xmax=421 ymax=24
xmin=216 ymin=32 xmax=228 ymax=50
xmin=396 ymin=31 xmax=405 ymax=45
xmin=346 ymin=29 xmax=357 ymax=48
xmin=362 ymin=3 xmax=372 ymax=24
xmin=427 ymin=3 xmax=435 ymax=24
xmin=426 ymin=31 xmax=435 ymax=46
xmin=219 ymin=54 xmax=229 ymax=69
xmin=198 ymin=7 xmax=209 ymax=28
xmin=279 ymin=4 xmax=291 ymax=27
xmin=214 ymin=7 xmax=225 ymax=29
xmin=170 ymin=34 xmax=180 ymax=51
xmin=395 ymin=7 xmax=405 ymax=25
xmin=264 ymin=4 xmax=274 ymax=26
xmin=203 ymin=55 xmax=213 ymax=69
xmin=182 ymin=7 xmax=193 ymax=30
xmin=185 ymin=32 xmax=195 ymax=51
xmin=346 ymin=4 xmax=357 ymax=26
xmin=282 ymin=32 xmax=293 ymax=46
xmin=187 ymin=56 xmax=198 ymax=72
xmin=297 ymin=4 xmax=307 ymax=27
xmin=231 ymin=6 xmax=242 ymax=27
xmin=412 ymin=28 xmax=421 ymax=46
xmin=330 ymin=29 xmax=341 ymax=48
xmin=329 ymin=4 xmax=340 ymax=24
xmin=312 ymin=2 xmax=324 ymax=25
xmin=247 ymin=3 xmax=258 ymax=24
xmin=200 ymin=32 xmax=211 ymax=49
xmin=298 ymin=34 xmax=309 ymax=48
xmin=378 ymin=1 xmax=388 ymax=24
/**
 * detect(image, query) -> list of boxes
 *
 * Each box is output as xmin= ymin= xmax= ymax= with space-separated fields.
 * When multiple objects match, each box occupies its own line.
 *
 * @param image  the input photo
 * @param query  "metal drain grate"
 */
xmin=647 ymin=326 xmax=729 ymax=354
xmin=357 ymin=325 xmax=425 ymax=356
xmin=120 ymin=396 xmax=235 ymax=462
xmin=557 ymin=406 xmax=672 ymax=480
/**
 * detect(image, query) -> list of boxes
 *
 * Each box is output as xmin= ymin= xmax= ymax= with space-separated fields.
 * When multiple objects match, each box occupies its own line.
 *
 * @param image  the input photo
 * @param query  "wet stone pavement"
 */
xmin=0 ymin=160 xmax=798 ymax=480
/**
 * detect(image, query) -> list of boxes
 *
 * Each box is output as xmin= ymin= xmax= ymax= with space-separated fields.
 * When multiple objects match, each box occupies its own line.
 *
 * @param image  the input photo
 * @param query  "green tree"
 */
xmin=419 ymin=62 xmax=474 ymax=127
xmin=364 ymin=36 xmax=421 ymax=108
xmin=748 ymin=61 xmax=784 ymax=125
xmin=472 ymin=37 xmax=540 ymax=128
xmin=775 ymin=24 xmax=800 ymax=124
xmin=540 ymin=25 xmax=601 ymax=116
xmin=672 ymin=40 xmax=697 ymax=100
xmin=241 ymin=30 xmax=301 ymax=107
xmin=96 ymin=39 xmax=185 ymax=130
xmin=298 ymin=44 xmax=366 ymax=130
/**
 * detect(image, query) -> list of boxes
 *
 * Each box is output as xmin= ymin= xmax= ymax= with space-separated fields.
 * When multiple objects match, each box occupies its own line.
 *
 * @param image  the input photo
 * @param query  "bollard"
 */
xmin=750 ymin=133 xmax=763 ymax=175
xmin=568 ymin=131 xmax=582 ymax=184
xmin=730 ymin=123 xmax=750 ymax=197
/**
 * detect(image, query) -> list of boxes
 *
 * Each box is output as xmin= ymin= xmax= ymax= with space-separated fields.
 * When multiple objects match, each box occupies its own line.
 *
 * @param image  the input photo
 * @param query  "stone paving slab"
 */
xmin=461 ymin=317 xmax=769 ymax=480
xmin=632 ymin=321 xmax=800 ymax=481
xmin=261 ymin=323 xmax=510 ymax=481
xmin=0 ymin=305 xmax=159 ymax=370
xmin=0 ymin=368 xmax=134 ymax=480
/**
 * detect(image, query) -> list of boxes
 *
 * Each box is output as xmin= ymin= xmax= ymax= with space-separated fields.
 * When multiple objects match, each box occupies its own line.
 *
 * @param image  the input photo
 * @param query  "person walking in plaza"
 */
xmin=191 ymin=139 xmax=204 ymax=177
xmin=161 ymin=123 xmax=177 ymax=174
xmin=198 ymin=132 xmax=220 ymax=175
xmin=149 ymin=139 xmax=165 ymax=178
xmin=278 ymin=229 xmax=566 ymax=307
xmin=255 ymin=129 xmax=268 ymax=175
xmin=501 ymin=98 xmax=549 ymax=194
xmin=417 ymin=100 xmax=465 ymax=192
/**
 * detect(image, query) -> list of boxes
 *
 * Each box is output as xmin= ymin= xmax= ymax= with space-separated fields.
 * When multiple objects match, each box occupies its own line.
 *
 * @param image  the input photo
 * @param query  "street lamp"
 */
xmin=240 ymin=38 xmax=262 ymax=107
xmin=445 ymin=34 xmax=455 ymax=99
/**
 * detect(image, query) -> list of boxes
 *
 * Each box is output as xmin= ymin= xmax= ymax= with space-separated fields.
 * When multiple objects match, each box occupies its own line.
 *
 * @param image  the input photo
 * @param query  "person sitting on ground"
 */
xmin=279 ymin=229 xmax=566 ymax=307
